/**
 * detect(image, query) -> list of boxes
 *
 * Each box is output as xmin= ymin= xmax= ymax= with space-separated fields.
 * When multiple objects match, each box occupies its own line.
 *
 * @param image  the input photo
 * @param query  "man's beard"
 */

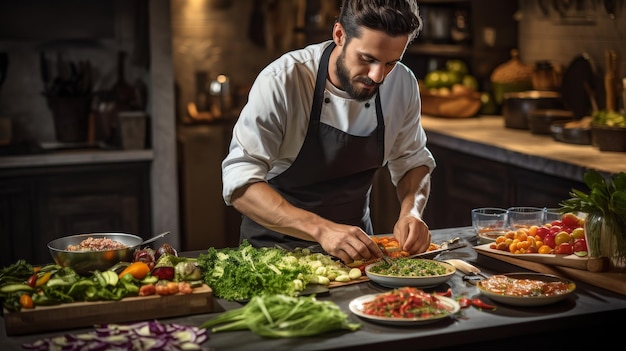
xmin=336 ymin=49 xmax=380 ymax=102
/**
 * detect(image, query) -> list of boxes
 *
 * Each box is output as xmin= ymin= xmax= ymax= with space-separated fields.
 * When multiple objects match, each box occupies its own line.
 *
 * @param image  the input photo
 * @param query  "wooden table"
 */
xmin=2 ymin=227 xmax=624 ymax=350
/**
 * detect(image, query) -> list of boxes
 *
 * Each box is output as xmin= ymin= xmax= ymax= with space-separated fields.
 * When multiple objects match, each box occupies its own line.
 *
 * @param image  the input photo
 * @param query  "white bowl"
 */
xmin=365 ymin=259 xmax=456 ymax=288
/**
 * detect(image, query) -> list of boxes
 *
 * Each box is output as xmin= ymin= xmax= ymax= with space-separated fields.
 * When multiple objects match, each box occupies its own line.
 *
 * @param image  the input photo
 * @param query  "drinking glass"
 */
xmin=471 ymin=208 xmax=509 ymax=243
xmin=543 ymin=207 xmax=562 ymax=224
xmin=507 ymin=206 xmax=545 ymax=230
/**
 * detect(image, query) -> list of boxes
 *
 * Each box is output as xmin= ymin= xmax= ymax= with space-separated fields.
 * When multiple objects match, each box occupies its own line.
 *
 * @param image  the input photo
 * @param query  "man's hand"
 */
xmin=232 ymin=182 xmax=383 ymax=264
xmin=315 ymin=224 xmax=383 ymax=264
xmin=393 ymin=215 xmax=431 ymax=255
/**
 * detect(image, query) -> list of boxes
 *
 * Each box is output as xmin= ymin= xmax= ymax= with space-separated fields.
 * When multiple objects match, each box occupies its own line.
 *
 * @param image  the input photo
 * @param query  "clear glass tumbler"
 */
xmin=507 ymin=206 xmax=545 ymax=230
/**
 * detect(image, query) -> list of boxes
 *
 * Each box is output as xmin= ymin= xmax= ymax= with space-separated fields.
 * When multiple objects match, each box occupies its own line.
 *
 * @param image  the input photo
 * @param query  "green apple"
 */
xmin=479 ymin=92 xmax=498 ymax=115
xmin=462 ymin=75 xmax=479 ymax=90
xmin=445 ymin=59 xmax=469 ymax=77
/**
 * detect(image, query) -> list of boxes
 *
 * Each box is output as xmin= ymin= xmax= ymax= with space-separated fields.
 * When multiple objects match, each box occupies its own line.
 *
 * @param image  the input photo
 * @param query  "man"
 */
xmin=222 ymin=0 xmax=436 ymax=264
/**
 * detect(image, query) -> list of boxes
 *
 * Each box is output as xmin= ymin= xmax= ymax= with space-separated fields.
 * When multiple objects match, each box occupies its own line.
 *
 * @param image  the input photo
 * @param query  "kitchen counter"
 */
xmin=2 ymin=227 xmax=623 ymax=350
xmin=0 ymin=148 xmax=154 ymax=169
xmin=421 ymin=115 xmax=626 ymax=180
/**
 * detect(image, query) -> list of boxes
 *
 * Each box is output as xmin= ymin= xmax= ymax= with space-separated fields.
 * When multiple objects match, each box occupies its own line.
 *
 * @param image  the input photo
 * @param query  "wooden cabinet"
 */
xmin=422 ymin=144 xmax=586 ymax=229
xmin=0 ymin=162 xmax=151 ymax=267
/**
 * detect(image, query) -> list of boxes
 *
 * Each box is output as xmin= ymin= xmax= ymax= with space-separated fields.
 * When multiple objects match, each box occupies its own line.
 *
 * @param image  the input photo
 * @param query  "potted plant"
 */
xmin=559 ymin=170 xmax=626 ymax=271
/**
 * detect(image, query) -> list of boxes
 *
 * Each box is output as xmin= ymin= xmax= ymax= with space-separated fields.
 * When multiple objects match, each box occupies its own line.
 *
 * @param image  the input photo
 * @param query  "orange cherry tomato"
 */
xmin=20 ymin=294 xmax=34 ymax=309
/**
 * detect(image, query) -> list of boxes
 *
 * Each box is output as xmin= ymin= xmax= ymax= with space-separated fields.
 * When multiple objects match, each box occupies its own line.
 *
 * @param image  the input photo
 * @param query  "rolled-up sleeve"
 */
xmin=222 ymin=73 xmax=286 ymax=205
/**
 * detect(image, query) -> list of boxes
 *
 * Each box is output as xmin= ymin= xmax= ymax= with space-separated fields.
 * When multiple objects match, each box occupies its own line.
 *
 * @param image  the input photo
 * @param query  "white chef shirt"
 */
xmin=222 ymin=41 xmax=436 ymax=205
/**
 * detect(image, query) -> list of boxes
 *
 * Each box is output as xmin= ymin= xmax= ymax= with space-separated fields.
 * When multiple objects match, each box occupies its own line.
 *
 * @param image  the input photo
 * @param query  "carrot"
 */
xmin=118 ymin=261 xmax=151 ymax=280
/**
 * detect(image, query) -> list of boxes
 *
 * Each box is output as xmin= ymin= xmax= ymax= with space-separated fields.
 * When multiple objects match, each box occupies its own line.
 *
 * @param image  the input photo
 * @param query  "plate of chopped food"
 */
xmin=365 ymin=258 xmax=456 ymax=288
xmin=476 ymin=273 xmax=576 ymax=306
xmin=371 ymin=235 xmax=466 ymax=260
xmin=349 ymin=287 xmax=460 ymax=326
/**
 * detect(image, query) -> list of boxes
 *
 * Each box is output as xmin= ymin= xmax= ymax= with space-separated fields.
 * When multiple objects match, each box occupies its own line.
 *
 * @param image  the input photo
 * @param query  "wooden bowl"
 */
xmin=420 ymin=91 xmax=482 ymax=118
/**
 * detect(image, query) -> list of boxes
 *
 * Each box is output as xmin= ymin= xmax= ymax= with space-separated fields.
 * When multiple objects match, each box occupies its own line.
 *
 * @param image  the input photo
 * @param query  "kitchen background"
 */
xmin=0 ymin=0 xmax=624 ymax=265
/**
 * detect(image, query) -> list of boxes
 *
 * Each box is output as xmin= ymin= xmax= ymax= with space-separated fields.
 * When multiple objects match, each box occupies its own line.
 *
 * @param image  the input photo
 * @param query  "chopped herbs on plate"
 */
xmin=369 ymin=258 xmax=449 ymax=277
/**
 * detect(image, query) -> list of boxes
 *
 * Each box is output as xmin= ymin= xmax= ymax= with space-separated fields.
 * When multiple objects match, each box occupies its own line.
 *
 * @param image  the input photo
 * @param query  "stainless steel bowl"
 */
xmin=48 ymin=233 xmax=143 ymax=275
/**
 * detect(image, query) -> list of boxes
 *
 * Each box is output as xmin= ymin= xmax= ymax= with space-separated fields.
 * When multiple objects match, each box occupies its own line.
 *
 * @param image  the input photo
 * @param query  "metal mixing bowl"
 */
xmin=48 ymin=233 xmax=143 ymax=275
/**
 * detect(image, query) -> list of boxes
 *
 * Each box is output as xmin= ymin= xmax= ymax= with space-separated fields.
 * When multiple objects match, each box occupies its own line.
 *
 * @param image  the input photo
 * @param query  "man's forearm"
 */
xmin=396 ymin=166 xmax=431 ymax=219
xmin=230 ymin=181 xmax=322 ymax=241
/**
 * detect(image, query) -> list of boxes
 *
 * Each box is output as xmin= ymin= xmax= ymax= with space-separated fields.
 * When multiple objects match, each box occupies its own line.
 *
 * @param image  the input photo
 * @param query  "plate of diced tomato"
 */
xmin=349 ymin=287 xmax=460 ymax=325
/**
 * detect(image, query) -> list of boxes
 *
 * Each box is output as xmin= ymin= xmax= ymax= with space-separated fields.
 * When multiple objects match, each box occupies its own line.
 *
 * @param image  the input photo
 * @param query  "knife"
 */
xmin=409 ymin=238 xmax=466 ymax=258
xmin=445 ymin=259 xmax=489 ymax=277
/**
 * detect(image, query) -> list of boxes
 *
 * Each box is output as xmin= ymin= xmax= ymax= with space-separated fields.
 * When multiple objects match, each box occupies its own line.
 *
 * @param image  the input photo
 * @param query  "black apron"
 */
xmin=240 ymin=42 xmax=385 ymax=251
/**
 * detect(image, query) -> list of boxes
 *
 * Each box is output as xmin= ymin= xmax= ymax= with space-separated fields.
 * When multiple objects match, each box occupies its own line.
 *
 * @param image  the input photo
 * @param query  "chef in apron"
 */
xmin=221 ymin=0 xmax=435 ymax=263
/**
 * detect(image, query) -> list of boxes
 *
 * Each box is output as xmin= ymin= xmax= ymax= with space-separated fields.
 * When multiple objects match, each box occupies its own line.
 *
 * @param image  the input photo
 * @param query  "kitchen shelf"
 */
xmin=407 ymin=43 xmax=472 ymax=57
xmin=401 ymin=0 xmax=518 ymax=86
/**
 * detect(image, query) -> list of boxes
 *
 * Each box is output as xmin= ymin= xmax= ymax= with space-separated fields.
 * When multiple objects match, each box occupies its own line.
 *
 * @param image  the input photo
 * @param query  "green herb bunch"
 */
xmin=592 ymin=110 xmax=626 ymax=127
xmin=200 ymin=294 xmax=360 ymax=337
xmin=196 ymin=241 xmax=312 ymax=301
xmin=559 ymin=170 xmax=626 ymax=220
xmin=559 ymin=170 xmax=626 ymax=256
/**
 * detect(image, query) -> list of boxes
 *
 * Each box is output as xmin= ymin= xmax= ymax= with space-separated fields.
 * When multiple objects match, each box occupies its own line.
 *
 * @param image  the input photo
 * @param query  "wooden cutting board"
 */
xmin=329 ymin=276 xmax=369 ymax=288
xmin=475 ymin=249 xmax=626 ymax=296
xmin=473 ymin=244 xmax=599 ymax=271
xmin=3 ymin=284 xmax=213 ymax=336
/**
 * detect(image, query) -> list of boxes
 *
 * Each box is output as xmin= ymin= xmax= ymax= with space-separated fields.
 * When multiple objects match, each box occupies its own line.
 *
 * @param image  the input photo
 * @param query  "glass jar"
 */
xmin=585 ymin=212 xmax=626 ymax=271
xmin=532 ymin=61 xmax=559 ymax=91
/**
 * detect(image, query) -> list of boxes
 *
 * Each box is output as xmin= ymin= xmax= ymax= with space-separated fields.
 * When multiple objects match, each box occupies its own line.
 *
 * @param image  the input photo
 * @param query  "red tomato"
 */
xmin=536 ymin=226 xmax=550 ymax=240
xmin=458 ymin=297 xmax=472 ymax=309
xmin=543 ymin=233 xmax=556 ymax=249
xmin=561 ymin=213 xmax=581 ymax=229
xmin=26 ymin=274 xmax=37 ymax=288
xmin=549 ymin=225 xmax=562 ymax=235
xmin=573 ymin=238 xmax=588 ymax=253
xmin=555 ymin=242 xmax=573 ymax=255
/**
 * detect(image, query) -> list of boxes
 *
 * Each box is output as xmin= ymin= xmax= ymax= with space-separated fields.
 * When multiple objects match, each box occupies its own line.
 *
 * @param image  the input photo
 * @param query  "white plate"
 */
xmin=365 ymin=260 xmax=456 ymax=288
xmin=349 ymin=294 xmax=460 ymax=326
xmin=476 ymin=273 xmax=576 ymax=306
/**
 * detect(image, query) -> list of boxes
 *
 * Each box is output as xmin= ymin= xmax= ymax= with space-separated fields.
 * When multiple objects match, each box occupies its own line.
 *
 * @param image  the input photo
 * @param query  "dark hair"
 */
xmin=337 ymin=0 xmax=423 ymax=43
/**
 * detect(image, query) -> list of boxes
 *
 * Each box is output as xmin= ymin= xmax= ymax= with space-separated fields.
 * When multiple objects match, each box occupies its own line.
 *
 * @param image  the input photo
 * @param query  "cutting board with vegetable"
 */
xmin=3 ymin=284 xmax=213 ymax=336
